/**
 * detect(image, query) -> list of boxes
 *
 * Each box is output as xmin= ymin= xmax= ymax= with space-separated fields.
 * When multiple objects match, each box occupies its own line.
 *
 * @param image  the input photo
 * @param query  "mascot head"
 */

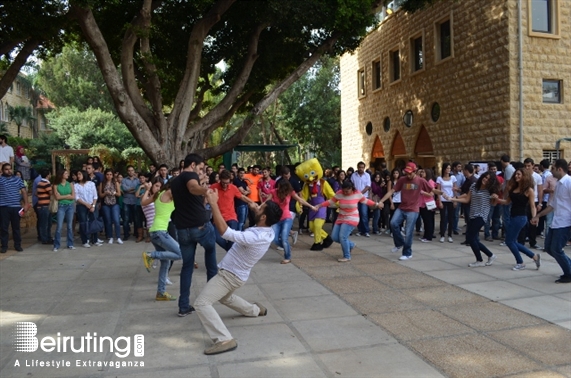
xmin=295 ymin=158 xmax=323 ymax=183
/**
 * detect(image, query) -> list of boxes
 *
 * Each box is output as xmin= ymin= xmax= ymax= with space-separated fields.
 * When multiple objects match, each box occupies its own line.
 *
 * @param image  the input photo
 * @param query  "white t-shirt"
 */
xmin=549 ymin=174 xmax=571 ymax=229
xmin=531 ymin=171 xmax=543 ymax=203
xmin=437 ymin=176 xmax=457 ymax=202
xmin=0 ymin=145 xmax=14 ymax=164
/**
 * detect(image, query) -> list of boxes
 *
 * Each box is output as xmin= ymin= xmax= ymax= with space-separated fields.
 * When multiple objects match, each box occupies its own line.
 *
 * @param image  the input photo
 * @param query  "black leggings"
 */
xmin=440 ymin=202 xmax=455 ymax=237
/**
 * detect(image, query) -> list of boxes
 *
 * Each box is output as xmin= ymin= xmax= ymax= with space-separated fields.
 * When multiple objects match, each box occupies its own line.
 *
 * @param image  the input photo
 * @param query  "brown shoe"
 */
xmin=136 ymin=228 xmax=144 ymax=243
xmin=254 ymin=302 xmax=267 ymax=316
xmin=204 ymin=339 xmax=237 ymax=355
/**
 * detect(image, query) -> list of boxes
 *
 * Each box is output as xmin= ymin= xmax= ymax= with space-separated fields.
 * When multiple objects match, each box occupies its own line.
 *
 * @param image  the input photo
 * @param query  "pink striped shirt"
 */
xmin=325 ymin=190 xmax=375 ymax=226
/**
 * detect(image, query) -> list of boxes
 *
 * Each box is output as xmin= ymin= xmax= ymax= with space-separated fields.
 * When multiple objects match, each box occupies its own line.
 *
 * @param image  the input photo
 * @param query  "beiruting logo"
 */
xmin=14 ymin=322 xmax=144 ymax=358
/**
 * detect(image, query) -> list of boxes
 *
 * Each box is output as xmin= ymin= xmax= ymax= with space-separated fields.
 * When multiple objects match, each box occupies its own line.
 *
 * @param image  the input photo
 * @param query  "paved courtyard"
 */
xmin=0 ymin=227 xmax=570 ymax=377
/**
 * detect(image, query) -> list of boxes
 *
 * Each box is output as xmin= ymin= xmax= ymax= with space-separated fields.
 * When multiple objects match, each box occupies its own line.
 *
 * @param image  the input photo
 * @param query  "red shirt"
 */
xmin=258 ymin=178 xmax=276 ymax=202
xmin=210 ymin=183 xmax=242 ymax=222
xmin=393 ymin=176 xmax=433 ymax=213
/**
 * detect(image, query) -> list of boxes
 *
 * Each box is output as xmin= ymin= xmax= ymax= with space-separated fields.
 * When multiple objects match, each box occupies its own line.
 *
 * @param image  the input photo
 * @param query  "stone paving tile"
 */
xmin=342 ymin=290 xmax=426 ymax=315
xmin=374 ymin=271 xmax=447 ymax=289
xmin=501 ymin=295 xmax=571 ymax=323
xmin=216 ymin=355 xmax=327 ymax=378
xmin=300 ymin=265 xmax=365 ymax=280
xmin=504 ymin=371 xmax=569 ymax=378
xmin=488 ymin=324 xmax=571 ymax=366
xmin=367 ymin=309 xmax=475 ymax=341
xmin=113 ymin=366 xmax=212 ymax=378
xmin=272 ymin=295 xmax=358 ymax=321
xmin=438 ymin=302 xmax=547 ymax=332
xmin=424 ymin=267 xmax=497 ymax=285
xmin=459 ymin=280 xmax=544 ymax=301
xmin=407 ymin=334 xmax=543 ymax=378
xmin=259 ymin=279 xmax=333 ymax=300
xmin=403 ymin=259 xmax=461 ymax=272
xmin=352 ymin=261 xmax=412 ymax=275
xmin=402 ymin=285 xmax=489 ymax=308
xmin=320 ymin=276 xmax=390 ymax=294
xmin=556 ymin=365 xmax=571 ymax=377
xmin=291 ymin=256 xmax=341 ymax=268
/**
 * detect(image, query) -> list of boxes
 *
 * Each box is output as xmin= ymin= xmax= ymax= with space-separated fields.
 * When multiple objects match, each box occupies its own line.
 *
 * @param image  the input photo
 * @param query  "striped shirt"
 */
xmin=469 ymin=184 xmax=492 ymax=220
xmin=0 ymin=175 xmax=25 ymax=207
xmin=325 ymin=190 xmax=375 ymax=226
xmin=142 ymin=203 xmax=155 ymax=229
xmin=36 ymin=179 xmax=52 ymax=206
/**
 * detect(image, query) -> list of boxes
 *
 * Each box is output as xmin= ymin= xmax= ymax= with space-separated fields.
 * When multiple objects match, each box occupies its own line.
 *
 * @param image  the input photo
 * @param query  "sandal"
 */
xmin=280 ymin=260 xmax=291 ymax=264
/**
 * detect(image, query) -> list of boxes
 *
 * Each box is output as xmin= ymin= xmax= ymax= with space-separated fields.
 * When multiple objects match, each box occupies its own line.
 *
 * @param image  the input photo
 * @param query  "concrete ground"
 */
xmin=0 ymin=225 xmax=570 ymax=378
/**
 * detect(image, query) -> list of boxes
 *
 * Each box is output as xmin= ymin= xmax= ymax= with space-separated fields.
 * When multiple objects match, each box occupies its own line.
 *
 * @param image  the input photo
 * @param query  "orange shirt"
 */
xmin=243 ymin=173 xmax=261 ymax=202
xmin=210 ymin=182 xmax=242 ymax=222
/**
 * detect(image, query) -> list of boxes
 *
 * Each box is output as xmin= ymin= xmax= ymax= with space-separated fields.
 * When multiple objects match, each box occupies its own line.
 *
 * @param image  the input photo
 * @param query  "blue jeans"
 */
xmin=54 ymin=203 xmax=75 ymax=249
xmin=485 ymin=204 xmax=502 ymax=239
xmin=123 ymin=203 xmax=142 ymax=239
xmin=151 ymin=231 xmax=183 ymax=294
xmin=390 ymin=208 xmax=419 ymax=257
xmin=272 ymin=217 xmax=294 ymax=260
xmin=177 ymin=223 xmax=218 ymax=312
xmin=544 ymin=212 xmax=554 ymax=239
xmin=357 ymin=202 xmax=370 ymax=234
xmin=506 ymin=215 xmax=535 ymax=264
xmin=214 ymin=219 xmax=239 ymax=251
xmin=331 ymin=223 xmax=355 ymax=259
xmin=453 ymin=202 xmax=461 ymax=232
xmin=544 ymin=226 xmax=571 ymax=277
xmin=36 ymin=205 xmax=52 ymax=243
xmin=502 ymin=204 xmax=512 ymax=236
xmin=76 ymin=204 xmax=95 ymax=244
xmin=101 ymin=204 xmax=121 ymax=239
xmin=466 ymin=217 xmax=494 ymax=261
xmin=236 ymin=204 xmax=248 ymax=231
xmin=372 ymin=208 xmax=380 ymax=233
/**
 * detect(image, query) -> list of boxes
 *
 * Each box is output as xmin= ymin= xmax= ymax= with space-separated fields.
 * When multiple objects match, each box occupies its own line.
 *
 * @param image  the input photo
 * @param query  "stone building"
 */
xmin=0 ymin=73 xmax=54 ymax=138
xmin=340 ymin=0 xmax=570 ymax=171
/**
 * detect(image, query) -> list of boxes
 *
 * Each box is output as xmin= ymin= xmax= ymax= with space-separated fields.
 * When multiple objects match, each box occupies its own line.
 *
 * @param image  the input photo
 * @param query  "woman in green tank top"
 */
xmin=141 ymin=177 xmax=182 ymax=301
xmin=53 ymin=169 xmax=76 ymax=251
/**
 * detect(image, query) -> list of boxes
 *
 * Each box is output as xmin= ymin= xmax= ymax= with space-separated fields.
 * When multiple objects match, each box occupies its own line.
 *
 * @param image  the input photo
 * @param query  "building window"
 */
xmin=16 ymin=82 xmax=21 ymax=95
xmin=411 ymin=35 xmax=423 ymax=72
xmin=358 ymin=68 xmax=366 ymax=97
xmin=365 ymin=122 xmax=373 ymax=136
xmin=529 ymin=0 xmax=560 ymax=38
xmin=372 ymin=59 xmax=381 ymax=90
xmin=543 ymin=150 xmax=560 ymax=162
xmin=389 ymin=48 xmax=400 ymax=82
xmin=435 ymin=16 xmax=453 ymax=62
xmin=403 ymin=110 xmax=413 ymax=128
xmin=431 ymin=102 xmax=441 ymax=122
xmin=383 ymin=117 xmax=391 ymax=132
xmin=543 ymin=79 xmax=562 ymax=103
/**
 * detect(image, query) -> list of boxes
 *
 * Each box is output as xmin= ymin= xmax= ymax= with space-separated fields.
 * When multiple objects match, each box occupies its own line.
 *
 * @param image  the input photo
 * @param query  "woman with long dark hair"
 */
xmin=266 ymin=179 xmax=314 ymax=264
xmin=495 ymin=168 xmax=541 ymax=270
xmin=74 ymin=170 xmax=99 ymax=248
xmin=419 ymin=168 xmax=437 ymax=242
xmin=370 ymin=172 xmax=384 ymax=235
xmin=330 ymin=170 xmax=347 ymax=225
xmin=446 ymin=172 xmax=500 ymax=266
xmin=437 ymin=163 xmax=457 ymax=243
xmin=387 ymin=168 xmax=402 ymax=235
xmin=99 ymin=168 xmax=122 ymax=244
xmin=53 ymin=169 xmax=76 ymax=251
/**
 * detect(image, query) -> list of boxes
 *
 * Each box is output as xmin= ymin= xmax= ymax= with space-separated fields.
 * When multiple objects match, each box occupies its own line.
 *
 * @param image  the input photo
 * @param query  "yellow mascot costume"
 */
xmin=295 ymin=159 xmax=335 ymax=250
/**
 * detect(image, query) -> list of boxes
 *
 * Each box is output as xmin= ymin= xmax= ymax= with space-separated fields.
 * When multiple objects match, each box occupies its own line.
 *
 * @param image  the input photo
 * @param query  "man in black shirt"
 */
xmin=171 ymin=153 xmax=218 ymax=317
xmin=459 ymin=164 xmax=477 ymax=245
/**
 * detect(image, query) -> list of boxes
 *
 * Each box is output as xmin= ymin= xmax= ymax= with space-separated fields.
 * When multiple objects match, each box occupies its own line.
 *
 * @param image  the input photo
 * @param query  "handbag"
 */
xmin=49 ymin=197 xmax=58 ymax=213
xmin=87 ymin=218 xmax=104 ymax=235
xmin=426 ymin=199 xmax=437 ymax=210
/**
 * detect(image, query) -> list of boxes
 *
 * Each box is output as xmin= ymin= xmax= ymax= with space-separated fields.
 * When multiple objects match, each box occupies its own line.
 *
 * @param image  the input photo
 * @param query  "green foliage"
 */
xmin=45 ymin=107 xmax=137 ymax=150
xmin=35 ymin=43 xmax=115 ymax=113
xmin=0 ymin=122 xmax=10 ymax=136
xmin=7 ymin=105 xmax=36 ymax=137
xmin=27 ymin=132 xmax=66 ymax=167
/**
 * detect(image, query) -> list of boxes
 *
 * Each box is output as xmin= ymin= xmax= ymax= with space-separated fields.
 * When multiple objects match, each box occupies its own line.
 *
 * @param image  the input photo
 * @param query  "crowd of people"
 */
xmin=2 ymin=131 xmax=571 ymax=354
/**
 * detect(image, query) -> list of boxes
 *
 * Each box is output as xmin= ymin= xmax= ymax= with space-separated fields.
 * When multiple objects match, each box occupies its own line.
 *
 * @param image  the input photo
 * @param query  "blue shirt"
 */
xmin=0 ymin=175 xmax=26 ymax=207
xmin=32 ymin=175 xmax=42 ymax=206
xmin=121 ymin=176 xmax=140 ymax=205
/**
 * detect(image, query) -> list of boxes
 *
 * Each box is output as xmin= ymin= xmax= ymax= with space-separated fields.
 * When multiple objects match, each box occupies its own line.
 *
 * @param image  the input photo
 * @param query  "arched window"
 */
xmin=0 ymin=101 xmax=3 ymax=121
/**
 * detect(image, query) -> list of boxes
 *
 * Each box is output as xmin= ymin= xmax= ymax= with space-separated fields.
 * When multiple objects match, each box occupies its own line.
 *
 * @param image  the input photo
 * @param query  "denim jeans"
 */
xmin=0 ymin=206 xmax=22 ymax=249
xmin=36 ymin=205 xmax=52 ymax=243
xmin=236 ymin=204 xmax=248 ymax=231
xmin=214 ymin=219 xmax=239 ymax=251
xmin=466 ymin=217 xmax=493 ymax=261
xmin=54 ymin=203 xmax=75 ymax=249
xmin=331 ymin=223 xmax=355 ymax=259
xmin=123 ymin=203 xmax=142 ymax=239
xmin=101 ymin=204 xmax=121 ymax=239
xmin=372 ymin=208 xmax=380 ymax=233
xmin=391 ymin=208 xmax=419 ymax=257
xmin=151 ymin=231 xmax=183 ymax=294
xmin=76 ymin=204 xmax=95 ymax=244
xmin=506 ymin=215 xmax=535 ymax=264
xmin=440 ymin=202 xmax=454 ymax=237
xmin=419 ymin=207 xmax=435 ymax=240
xmin=453 ymin=202 xmax=461 ymax=232
xmin=177 ymin=222 xmax=218 ymax=313
xmin=544 ymin=226 xmax=571 ymax=277
xmin=544 ymin=212 xmax=554 ymax=239
xmin=502 ymin=204 xmax=512 ymax=236
xmin=357 ymin=202 xmax=370 ymax=234
xmin=484 ymin=205 xmax=501 ymax=239
xmin=272 ymin=217 xmax=294 ymax=260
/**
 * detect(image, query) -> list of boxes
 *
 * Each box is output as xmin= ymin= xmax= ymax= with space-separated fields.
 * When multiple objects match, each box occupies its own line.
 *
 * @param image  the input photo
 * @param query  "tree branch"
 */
xmin=0 ymin=40 xmax=23 ymax=57
xmin=200 ymin=90 xmax=254 ymax=138
xmin=0 ymin=39 xmax=40 ymax=99
xmin=188 ymin=79 xmax=212 ymax=123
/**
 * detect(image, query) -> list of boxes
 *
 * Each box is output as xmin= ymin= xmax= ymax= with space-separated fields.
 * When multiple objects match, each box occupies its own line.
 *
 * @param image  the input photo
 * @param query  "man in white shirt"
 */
xmin=523 ymin=158 xmax=543 ymax=249
xmin=350 ymin=161 xmax=371 ymax=236
xmin=194 ymin=189 xmax=283 ymax=355
xmin=0 ymin=135 xmax=14 ymax=167
xmin=531 ymin=159 xmax=571 ymax=283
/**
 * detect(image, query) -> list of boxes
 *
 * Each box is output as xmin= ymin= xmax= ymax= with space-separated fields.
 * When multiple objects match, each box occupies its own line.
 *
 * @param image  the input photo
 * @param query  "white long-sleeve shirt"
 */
xmin=75 ymin=181 xmax=98 ymax=204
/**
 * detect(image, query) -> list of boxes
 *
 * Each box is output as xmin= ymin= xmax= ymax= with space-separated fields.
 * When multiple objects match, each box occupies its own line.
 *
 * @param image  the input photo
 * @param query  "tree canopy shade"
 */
xmin=66 ymin=0 xmax=385 ymax=166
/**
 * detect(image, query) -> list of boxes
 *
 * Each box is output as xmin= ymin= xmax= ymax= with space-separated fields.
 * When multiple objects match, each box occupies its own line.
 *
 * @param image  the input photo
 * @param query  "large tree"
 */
xmin=66 ymin=0 xmax=382 ymax=166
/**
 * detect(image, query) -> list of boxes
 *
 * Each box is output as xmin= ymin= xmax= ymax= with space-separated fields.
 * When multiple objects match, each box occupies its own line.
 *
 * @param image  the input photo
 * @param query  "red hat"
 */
xmin=403 ymin=162 xmax=417 ymax=174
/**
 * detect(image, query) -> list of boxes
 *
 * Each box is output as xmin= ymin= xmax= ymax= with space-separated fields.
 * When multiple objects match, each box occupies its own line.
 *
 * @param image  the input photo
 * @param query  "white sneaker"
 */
xmin=291 ymin=231 xmax=298 ymax=245
xmin=97 ymin=238 xmax=104 ymax=244
xmin=151 ymin=259 xmax=159 ymax=269
xmin=53 ymin=248 xmax=58 ymax=252
xmin=94 ymin=242 xmax=103 ymax=247
xmin=485 ymin=254 xmax=497 ymax=266
xmin=399 ymin=255 xmax=412 ymax=261
xmin=108 ymin=238 xmax=113 ymax=244
xmin=68 ymin=246 xmax=76 ymax=250
xmin=310 ymin=233 xmax=315 ymax=237
xmin=277 ymin=246 xmax=284 ymax=251
xmin=82 ymin=243 xmax=91 ymax=248
xmin=440 ymin=236 xmax=445 ymax=243
xmin=117 ymin=238 xmax=124 ymax=245
xmin=468 ymin=261 xmax=486 ymax=267
xmin=391 ymin=246 xmax=403 ymax=253
xmin=448 ymin=236 xmax=453 ymax=243
xmin=165 ymin=277 xmax=173 ymax=285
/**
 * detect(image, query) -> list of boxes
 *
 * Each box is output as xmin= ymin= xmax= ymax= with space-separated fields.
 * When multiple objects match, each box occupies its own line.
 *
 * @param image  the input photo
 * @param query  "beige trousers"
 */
xmin=194 ymin=269 xmax=260 ymax=343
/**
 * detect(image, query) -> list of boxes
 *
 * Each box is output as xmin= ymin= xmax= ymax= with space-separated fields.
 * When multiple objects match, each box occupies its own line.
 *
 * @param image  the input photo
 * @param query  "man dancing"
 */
xmin=194 ymin=189 xmax=282 ymax=355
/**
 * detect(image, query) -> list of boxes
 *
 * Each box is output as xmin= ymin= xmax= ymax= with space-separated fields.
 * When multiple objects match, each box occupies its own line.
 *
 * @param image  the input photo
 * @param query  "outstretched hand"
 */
xmin=206 ymin=188 xmax=219 ymax=204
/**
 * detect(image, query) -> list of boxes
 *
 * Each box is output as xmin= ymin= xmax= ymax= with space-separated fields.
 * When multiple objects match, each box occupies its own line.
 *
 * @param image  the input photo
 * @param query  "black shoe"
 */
xmin=42 ymin=241 xmax=51 ymax=245
xmin=453 ymin=231 xmax=459 ymax=235
xmin=1 ymin=249 xmax=6 ymax=253
xmin=178 ymin=306 xmax=196 ymax=317
xmin=555 ymin=276 xmax=571 ymax=284
xmin=15 ymin=247 xmax=23 ymax=252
